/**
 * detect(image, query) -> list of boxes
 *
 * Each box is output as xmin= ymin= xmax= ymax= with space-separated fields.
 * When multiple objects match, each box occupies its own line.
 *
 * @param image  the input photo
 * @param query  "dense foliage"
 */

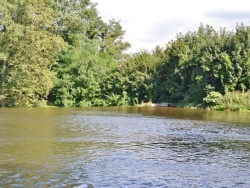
xmin=154 ymin=24 xmax=250 ymax=109
xmin=1 ymin=0 xmax=249 ymax=110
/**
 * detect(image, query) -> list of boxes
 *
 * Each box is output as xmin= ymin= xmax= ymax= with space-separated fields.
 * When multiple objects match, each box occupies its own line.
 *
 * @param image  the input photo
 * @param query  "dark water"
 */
xmin=0 ymin=107 xmax=250 ymax=187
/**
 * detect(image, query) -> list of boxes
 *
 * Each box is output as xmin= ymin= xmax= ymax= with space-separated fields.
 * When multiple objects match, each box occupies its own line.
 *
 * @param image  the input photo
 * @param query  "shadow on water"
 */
xmin=0 ymin=107 xmax=250 ymax=187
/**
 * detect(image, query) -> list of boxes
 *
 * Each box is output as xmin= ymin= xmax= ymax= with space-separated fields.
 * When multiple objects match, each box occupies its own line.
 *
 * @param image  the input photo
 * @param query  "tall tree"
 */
xmin=0 ymin=0 xmax=66 ymax=107
xmin=48 ymin=0 xmax=131 ymax=107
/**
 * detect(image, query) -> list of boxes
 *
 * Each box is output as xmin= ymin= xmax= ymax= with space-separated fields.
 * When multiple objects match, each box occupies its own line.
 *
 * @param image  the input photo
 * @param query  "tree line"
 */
xmin=0 ymin=0 xmax=249 ymax=110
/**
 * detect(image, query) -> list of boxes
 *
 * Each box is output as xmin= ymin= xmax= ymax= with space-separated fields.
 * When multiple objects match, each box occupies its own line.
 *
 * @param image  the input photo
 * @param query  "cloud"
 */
xmin=131 ymin=18 xmax=204 ymax=52
xmin=93 ymin=0 xmax=250 ymax=53
xmin=205 ymin=10 xmax=250 ymax=22
xmin=146 ymin=19 xmax=193 ymax=40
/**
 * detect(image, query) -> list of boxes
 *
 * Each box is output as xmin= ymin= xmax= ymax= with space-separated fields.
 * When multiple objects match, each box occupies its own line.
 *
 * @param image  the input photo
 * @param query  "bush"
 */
xmin=204 ymin=91 xmax=250 ymax=111
xmin=203 ymin=91 xmax=223 ymax=106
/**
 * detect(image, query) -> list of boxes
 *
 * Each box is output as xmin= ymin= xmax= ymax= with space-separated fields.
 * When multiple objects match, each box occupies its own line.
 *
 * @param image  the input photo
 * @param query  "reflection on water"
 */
xmin=0 ymin=107 xmax=250 ymax=187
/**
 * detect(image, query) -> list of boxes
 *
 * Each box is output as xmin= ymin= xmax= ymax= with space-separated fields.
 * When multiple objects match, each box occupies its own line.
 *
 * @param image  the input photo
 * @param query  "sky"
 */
xmin=93 ymin=0 xmax=250 ymax=53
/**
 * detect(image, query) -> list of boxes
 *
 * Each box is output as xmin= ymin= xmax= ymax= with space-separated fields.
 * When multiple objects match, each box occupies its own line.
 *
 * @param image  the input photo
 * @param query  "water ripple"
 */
xmin=1 ymin=107 xmax=250 ymax=187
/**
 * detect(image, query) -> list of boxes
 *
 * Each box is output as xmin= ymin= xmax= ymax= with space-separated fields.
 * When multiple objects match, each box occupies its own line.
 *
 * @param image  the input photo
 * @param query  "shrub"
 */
xmin=203 ymin=91 xmax=223 ymax=106
xmin=204 ymin=91 xmax=250 ymax=111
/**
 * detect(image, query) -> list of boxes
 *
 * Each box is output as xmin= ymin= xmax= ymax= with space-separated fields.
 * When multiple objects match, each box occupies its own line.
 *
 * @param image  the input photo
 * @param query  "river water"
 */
xmin=0 ymin=107 xmax=250 ymax=187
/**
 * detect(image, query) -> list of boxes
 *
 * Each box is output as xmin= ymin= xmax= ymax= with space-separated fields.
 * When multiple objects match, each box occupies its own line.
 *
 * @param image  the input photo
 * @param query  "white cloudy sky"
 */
xmin=93 ymin=0 xmax=250 ymax=53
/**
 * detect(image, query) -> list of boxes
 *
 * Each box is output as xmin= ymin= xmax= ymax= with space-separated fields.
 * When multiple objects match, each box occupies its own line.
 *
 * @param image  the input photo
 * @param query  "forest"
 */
xmin=0 ymin=0 xmax=250 ymax=110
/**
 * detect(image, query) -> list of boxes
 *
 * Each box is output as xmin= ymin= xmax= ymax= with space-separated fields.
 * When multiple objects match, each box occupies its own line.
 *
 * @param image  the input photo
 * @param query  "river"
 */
xmin=0 ymin=107 xmax=250 ymax=187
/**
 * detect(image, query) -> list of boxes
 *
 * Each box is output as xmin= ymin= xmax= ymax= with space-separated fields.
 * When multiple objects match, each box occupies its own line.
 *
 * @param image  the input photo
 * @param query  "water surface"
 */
xmin=0 ymin=107 xmax=250 ymax=187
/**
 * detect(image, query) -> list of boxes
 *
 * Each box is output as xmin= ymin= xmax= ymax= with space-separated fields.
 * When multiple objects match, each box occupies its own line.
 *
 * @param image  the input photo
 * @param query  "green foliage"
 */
xmin=100 ymin=19 xmax=131 ymax=61
xmin=46 ymin=0 xmax=131 ymax=107
xmin=0 ymin=0 xmax=66 ymax=107
xmin=0 ymin=0 xmax=249 ymax=111
xmin=204 ymin=91 xmax=250 ymax=111
xmin=203 ymin=91 xmax=223 ymax=106
xmin=154 ymin=24 xmax=250 ymax=109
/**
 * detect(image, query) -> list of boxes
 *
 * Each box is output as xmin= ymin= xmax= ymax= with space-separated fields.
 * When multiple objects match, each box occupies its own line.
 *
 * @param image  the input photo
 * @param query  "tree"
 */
xmin=0 ymin=0 xmax=66 ymax=107
xmin=229 ymin=23 xmax=250 ymax=92
xmin=100 ymin=19 xmax=131 ymax=61
xmin=153 ymin=24 xmax=249 ymax=107
xmin=48 ymin=0 xmax=131 ymax=107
